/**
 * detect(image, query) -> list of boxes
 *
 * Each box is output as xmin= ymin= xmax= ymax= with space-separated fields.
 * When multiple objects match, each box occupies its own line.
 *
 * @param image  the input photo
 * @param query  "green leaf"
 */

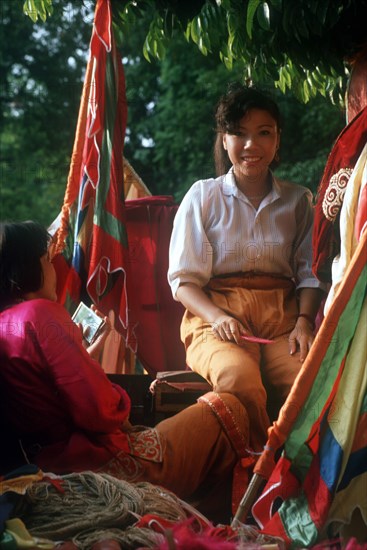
xmin=326 ymin=2 xmax=343 ymax=27
xmin=277 ymin=71 xmax=286 ymax=93
xmin=198 ymin=37 xmax=208 ymax=55
xmin=23 ymin=0 xmax=38 ymax=22
xmin=281 ymin=4 xmax=293 ymax=35
xmin=197 ymin=16 xmax=212 ymax=52
xmin=227 ymin=12 xmax=238 ymax=36
xmin=184 ymin=23 xmax=191 ymax=41
xmin=316 ymin=2 xmax=330 ymax=26
xmin=155 ymin=38 xmax=166 ymax=60
xmin=246 ymin=0 xmax=261 ymax=38
xmin=216 ymin=0 xmax=232 ymax=9
xmin=296 ymin=10 xmax=309 ymax=38
xmin=308 ymin=1 xmax=319 ymax=15
xmin=219 ymin=44 xmax=233 ymax=69
xmin=268 ymin=0 xmax=282 ymax=11
xmin=142 ymin=45 xmax=151 ymax=62
xmin=23 ymin=0 xmax=53 ymax=22
xmin=303 ymin=79 xmax=310 ymax=102
xmin=164 ymin=11 xmax=175 ymax=38
xmin=143 ymin=35 xmax=153 ymax=62
xmin=257 ymin=2 xmax=271 ymax=30
xmin=283 ymin=67 xmax=292 ymax=88
xmin=277 ymin=65 xmax=293 ymax=93
xmin=34 ymin=0 xmax=46 ymax=21
xmin=190 ymin=16 xmax=200 ymax=43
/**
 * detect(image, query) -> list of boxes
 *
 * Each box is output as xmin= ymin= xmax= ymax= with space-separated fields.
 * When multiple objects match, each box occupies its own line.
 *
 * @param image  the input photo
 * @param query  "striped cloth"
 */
xmin=53 ymin=0 xmax=135 ymax=348
xmin=251 ymin=223 xmax=367 ymax=545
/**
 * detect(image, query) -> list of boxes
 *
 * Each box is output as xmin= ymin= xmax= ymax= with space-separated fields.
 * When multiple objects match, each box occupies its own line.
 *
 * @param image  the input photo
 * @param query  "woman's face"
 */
xmin=39 ymin=254 xmax=58 ymax=301
xmin=222 ymin=108 xmax=280 ymax=183
xmin=24 ymin=253 xmax=58 ymax=302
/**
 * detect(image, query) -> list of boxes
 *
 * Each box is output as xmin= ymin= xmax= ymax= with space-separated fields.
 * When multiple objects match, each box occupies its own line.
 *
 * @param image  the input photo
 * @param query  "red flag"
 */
xmin=53 ymin=0 xmax=135 ymax=349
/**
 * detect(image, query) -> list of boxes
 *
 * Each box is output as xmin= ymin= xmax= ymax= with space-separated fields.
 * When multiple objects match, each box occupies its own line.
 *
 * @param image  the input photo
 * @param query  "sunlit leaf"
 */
xmin=257 ymin=2 xmax=270 ymax=31
xmin=269 ymin=0 xmax=282 ymax=11
xmin=23 ymin=0 xmax=38 ymax=22
xmin=246 ymin=0 xmax=261 ymax=38
xmin=23 ymin=0 xmax=53 ymax=22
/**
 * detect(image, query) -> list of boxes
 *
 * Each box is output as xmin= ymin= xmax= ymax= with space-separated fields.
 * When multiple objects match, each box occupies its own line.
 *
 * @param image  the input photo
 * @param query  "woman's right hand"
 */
xmin=86 ymin=316 xmax=111 ymax=360
xmin=77 ymin=306 xmax=112 ymax=360
xmin=176 ymin=283 xmax=246 ymax=345
xmin=211 ymin=314 xmax=246 ymax=344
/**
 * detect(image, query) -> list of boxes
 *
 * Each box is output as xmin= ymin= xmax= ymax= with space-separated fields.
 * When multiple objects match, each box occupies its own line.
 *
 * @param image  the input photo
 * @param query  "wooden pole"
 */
xmin=231 ymin=473 xmax=266 ymax=526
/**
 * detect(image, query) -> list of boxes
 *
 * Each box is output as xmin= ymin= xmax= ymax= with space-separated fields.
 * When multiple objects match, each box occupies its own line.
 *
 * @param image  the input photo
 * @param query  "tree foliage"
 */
xmin=120 ymin=10 xmax=345 ymax=199
xmin=122 ymin=29 xmax=247 ymax=198
xmin=1 ymin=1 xmax=91 ymax=225
xmin=1 ymin=0 xmax=346 ymax=227
xmin=23 ymin=0 xmax=367 ymax=104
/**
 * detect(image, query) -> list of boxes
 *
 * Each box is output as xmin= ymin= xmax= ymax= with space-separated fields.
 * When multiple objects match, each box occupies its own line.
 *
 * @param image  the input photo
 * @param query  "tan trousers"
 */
xmin=92 ymin=393 xmax=249 ymax=523
xmin=133 ymin=392 xmax=249 ymax=522
xmin=181 ymin=274 xmax=303 ymax=453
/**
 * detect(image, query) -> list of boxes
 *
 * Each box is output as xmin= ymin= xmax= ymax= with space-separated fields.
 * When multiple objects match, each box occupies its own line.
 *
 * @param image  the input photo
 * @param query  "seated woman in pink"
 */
xmin=0 ymin=220 xmax=249 ymax=522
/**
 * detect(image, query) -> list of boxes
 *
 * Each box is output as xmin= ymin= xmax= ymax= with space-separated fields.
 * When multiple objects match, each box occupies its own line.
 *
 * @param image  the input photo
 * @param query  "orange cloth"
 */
xmin=181 ymin=274 xmax=303 ymax=452
xmin=101 ymin=391 xmax=249 ymax=522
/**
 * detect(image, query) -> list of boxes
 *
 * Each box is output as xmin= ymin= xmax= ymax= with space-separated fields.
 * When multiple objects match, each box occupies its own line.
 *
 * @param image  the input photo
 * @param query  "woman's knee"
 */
xmin=213 ymin=366 xmax=267 ymax=407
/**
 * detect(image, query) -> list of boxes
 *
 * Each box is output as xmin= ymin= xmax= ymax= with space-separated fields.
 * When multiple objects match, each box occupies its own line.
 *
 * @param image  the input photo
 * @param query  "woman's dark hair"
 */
xmin=0 ymin=221 xmax=50 ymax=310
xmin=214 ymin=83 xmax=282 ymax=176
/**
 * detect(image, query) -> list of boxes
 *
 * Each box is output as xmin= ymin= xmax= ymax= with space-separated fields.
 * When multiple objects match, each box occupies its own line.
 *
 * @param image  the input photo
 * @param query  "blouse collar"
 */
xmin=222 ymin=167 xmax=281 ymax=202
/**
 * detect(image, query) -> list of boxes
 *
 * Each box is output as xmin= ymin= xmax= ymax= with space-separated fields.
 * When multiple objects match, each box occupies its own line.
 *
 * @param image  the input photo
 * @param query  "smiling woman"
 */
xmin=168 ymin=83 xmax=327 ymax=454
xmin=214 ymin=85 xmax=282 ymax=180
xmin=222 ymin=108 xmax=280 ymax=201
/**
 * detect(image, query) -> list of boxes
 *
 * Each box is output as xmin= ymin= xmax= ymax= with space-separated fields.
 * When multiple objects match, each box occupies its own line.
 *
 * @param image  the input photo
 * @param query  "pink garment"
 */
xmin=0 ymin=299 xmax=131 ymax=473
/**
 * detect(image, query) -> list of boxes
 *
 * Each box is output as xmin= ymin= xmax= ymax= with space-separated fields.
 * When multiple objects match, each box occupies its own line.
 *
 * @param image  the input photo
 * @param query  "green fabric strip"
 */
xmin=278 ymin=278 xmax=367 ymax=548
xmin=96 ymin=52 xmax=115 ymax=212
xmin=94 ymin=51 xmax=128 ymax=248
xmin=279 ymin=492 xmax=318 ymax=549
xmin=285 ymin=263 xmax=367 ymax=476
xmin=360 ymin=390 xmax=367 ymax=415
xmin=96 ymin=209 xmax=128 ymax=248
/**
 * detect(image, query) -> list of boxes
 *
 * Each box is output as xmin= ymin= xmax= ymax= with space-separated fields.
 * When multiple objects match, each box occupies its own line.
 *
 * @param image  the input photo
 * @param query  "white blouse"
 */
xmin=168 ymin=169 xmax=325 ymax=298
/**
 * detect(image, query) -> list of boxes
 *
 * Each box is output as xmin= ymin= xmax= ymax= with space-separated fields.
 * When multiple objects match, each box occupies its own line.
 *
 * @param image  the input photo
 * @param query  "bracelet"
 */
xmin=297 ymin=313 xmax=315 ymax=330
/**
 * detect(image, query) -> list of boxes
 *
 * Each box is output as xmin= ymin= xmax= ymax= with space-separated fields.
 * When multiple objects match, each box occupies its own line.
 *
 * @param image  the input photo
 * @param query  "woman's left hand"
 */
xmin=78 ymin=306 xmax=112 ymax=361
xmin=288 ymin=317 xmax=315 ymax=362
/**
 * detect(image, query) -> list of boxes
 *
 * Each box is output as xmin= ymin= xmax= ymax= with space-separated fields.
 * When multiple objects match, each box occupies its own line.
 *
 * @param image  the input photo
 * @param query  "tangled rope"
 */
xmin=13 ymin=471 xmax=193 ymax=549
